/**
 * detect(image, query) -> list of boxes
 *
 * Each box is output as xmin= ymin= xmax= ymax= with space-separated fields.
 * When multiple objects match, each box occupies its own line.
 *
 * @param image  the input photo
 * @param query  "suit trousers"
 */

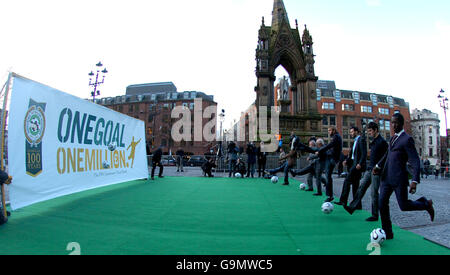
xmin=257 ymin=161 xmax=266 ymax=177
xmin=269 ymin=162 xmax=291 ymax=184
xmin=295 ymin=164 xmax=326 ymax=191
xmin=151 ymin=161 xmax=164 ymax=178
xmin=324 ymin=158 xmax=336 ymax=198
xmin=340 ymin=167 xmax=363 ymax=207
xmin=348 ymin=172 xmax=381 ymax=217
xmin=379 ymin=182 xmax=430 ymax=235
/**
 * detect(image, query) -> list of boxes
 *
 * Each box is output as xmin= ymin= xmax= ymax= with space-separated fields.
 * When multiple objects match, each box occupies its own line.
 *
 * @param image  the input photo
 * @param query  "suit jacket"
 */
xmin=346 ymin=135 xmax=367 ymax=172
xmin=368 ymin=134 xmax=388 ymax=171
xmin=318 ymin=133 xmax=343 ymax=163
xmin=152 ymin=149 xmax=163 ymax=164
xmin=377 ymin=132 xmax=420 ymax=187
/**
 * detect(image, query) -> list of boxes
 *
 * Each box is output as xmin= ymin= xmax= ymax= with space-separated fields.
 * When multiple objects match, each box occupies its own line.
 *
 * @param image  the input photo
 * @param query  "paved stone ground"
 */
xmin=156 ymin=166 xmax=450 ymax=249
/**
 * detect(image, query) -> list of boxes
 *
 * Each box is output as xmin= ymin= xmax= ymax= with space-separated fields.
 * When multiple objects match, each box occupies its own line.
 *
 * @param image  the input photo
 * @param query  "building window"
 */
xmin=429 ymin=126 xmax=433 ymax=134
xmin=361 ymin=106 xmax=372 ymax=113
xmin=342 ymin=104 xmax=355 ymax=111
xmin=321 ymin=90 xmax=334 ymax=98
xmin=322 ymin=102 xmax=335 ymax=110
xmin=171 ymin=93 xmax=178 ymax=100
xmin=379 ymin=108 xmax=389 ymax=115
xmin=322 ymin=116 xmax=328 ymax=126
xmin=129 ymin=105 xmax=134 ymax=112
xmin=429 ymin=148 xmax=433 ymax=157
xmin=189 ymin=103 xmax=195 ymax=110
xmin=429 ymin=136 xmax=433 ymax=145
xmin=385 ymin=121 xmax=390 ymax=131
xmin=343 ymin=116 xmax=356 ymax=127
xmin=330 ymin=116 xmax=336 ymax=126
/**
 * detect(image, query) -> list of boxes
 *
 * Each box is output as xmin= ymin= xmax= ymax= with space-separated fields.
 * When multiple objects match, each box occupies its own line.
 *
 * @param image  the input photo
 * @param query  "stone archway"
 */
xmin=254 ymin=0 xmax=322 ymax=138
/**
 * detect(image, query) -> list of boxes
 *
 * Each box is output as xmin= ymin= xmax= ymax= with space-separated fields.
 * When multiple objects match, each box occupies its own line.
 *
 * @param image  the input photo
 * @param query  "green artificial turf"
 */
xmin=0 ymin=177 xmax=448 ymax=255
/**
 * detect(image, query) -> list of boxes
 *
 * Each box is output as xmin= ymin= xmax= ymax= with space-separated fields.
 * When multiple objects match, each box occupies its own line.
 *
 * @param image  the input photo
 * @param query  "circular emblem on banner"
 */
xmin=24 ymin=106 xmax=46 ymax=147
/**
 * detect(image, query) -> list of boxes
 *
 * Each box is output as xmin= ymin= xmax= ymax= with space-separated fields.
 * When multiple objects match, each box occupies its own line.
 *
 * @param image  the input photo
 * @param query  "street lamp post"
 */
xmin=438 ymin=89 xmax=449 ymax=175
xmin=218 ymin=109 xmax=225 ymax=173
xmin=89 ymin=62 xmax=108 ymax=102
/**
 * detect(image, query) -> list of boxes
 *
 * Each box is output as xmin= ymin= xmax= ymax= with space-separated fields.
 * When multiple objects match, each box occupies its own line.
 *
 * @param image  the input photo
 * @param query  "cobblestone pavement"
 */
xmin=158 ymin=166 xmax=450 ymax=249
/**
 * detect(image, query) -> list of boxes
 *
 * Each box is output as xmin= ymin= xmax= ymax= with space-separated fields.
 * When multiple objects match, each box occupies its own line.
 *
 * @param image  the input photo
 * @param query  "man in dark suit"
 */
xmin=151 ymin=146 xmax=164 ymax=180
xmin=246 ymin=142 xmax=257 ymax=178
xmin=292 ymin=139 xmax=328 ymax=195
xmin=344 ymin=122 xmax=388 ymax=221
xmin=257 ymin=142 xmax=268 ymax=178
xmin=336 ymin=127 xmax=367 ymax=207
xmin=317 ymin=126 xmax=343 ymax=202
xmin=267 ymin=133 xmax=299 ymax=186
xmin=373 ymin=113 xmax=435 ymax=240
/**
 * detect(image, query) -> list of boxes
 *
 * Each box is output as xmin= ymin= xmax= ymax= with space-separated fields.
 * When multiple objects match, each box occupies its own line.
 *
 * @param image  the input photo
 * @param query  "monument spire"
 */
xmin=272 ymin=0 xmax=290 ymax=29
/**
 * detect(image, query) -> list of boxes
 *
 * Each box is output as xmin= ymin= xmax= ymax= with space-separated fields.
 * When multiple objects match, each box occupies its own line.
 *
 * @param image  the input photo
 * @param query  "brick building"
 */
xmin=97 ymin=82 xmax=217 ymax=155
xmin=316 ymin=80 xmax=412 ymax=155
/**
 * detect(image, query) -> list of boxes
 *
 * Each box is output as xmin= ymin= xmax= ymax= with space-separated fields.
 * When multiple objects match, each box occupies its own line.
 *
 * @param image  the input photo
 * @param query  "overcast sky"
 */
xmin=1 ymin=0 xmax=449 ymax=134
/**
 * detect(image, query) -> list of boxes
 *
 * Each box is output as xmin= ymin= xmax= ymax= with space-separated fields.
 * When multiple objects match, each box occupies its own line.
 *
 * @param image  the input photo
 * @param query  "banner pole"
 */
xmin=0 ymin=73 xmax=12 ymax=218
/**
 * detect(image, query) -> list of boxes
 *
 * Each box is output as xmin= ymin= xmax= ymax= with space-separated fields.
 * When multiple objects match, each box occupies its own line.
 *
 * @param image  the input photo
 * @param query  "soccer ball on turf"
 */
xmin=271 ymin=176 xmax=279 ymax=184
xmin=108 ymin=142 xmax=117 ymax=152
xmin=235 ymin=173 xmax=242 ymax=178
xmin=370 ymin=228 xmax=387 ymax=245
xmin=321 ymin=202 xmax=334 ymax=214
xmin=299 ymin=183 xmax=307 ymax=190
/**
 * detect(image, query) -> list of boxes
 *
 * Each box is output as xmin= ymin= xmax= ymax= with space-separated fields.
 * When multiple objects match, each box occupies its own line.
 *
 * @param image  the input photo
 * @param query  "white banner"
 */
xmin=8 ymin=74 xmax=148 ymax=210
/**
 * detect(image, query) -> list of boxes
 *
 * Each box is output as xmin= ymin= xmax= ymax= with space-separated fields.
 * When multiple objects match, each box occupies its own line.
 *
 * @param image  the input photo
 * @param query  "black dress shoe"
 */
xmin=427 ymin=200 xmax=435 ymax=222
xmin=313 ymin=193 xmax=323 ymax=196
xmin=344 ymin=205 xmax=355 ymax=215
xmin=325 ymin=197 xmax=334 ymax=203
xmin=305 ymin=188 xmax=314 ymax=192
xmin=158 ymin=176 xmax=164 ymax=178
xmin=334 ymin=201 xmax=344 ymax=206
xmin=386 ymin=232 xmax=394 ymax=240
xmin=366 ymin=216 xmax=378 ymax=222
xmin=282 ymin=182 xmax=289 ymax=186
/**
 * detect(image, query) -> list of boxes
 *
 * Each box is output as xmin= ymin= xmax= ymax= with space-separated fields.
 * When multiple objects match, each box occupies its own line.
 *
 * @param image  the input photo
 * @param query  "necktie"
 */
xmin=390 ymin=135 xmax=399 ymax=148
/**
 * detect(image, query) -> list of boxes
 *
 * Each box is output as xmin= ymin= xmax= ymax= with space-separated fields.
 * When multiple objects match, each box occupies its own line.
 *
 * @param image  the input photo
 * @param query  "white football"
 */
xmin=321 ymin=202 xmax=334 ymax=214
xmin=370 ymin=228 xmax=387 ymax=245
xmin=271 ymin=176 xmax=279 ymax=183
xmin=299 ymin=183 xmax=307 ymax=190
xmin=235 ymin=173 xmax=242 ymax=178
xmin=108 ymin=142 xmax=117 ymax=152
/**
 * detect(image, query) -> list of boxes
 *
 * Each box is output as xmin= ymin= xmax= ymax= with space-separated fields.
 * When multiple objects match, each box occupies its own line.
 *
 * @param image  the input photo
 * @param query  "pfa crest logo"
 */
xmin=24 ymin=105 xmax=46 ymax=147
xmin=24 ymin=99 xmax=47 ymax=177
